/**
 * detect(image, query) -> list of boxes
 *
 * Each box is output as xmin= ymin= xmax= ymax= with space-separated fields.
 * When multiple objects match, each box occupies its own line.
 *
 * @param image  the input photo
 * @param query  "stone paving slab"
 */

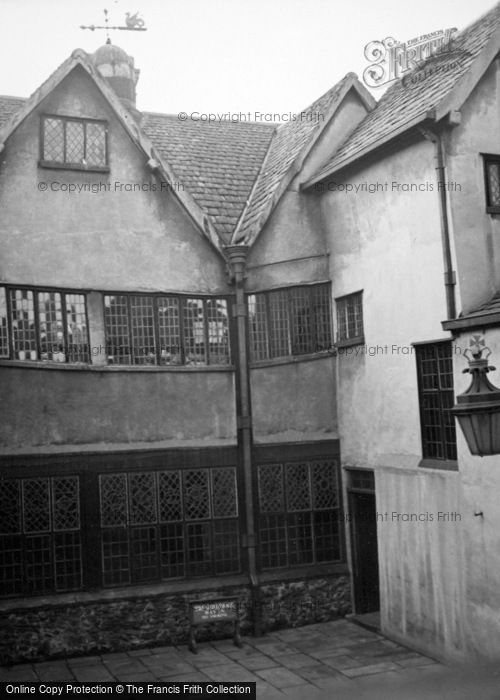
xmin=237 ymin=654 xmax=278 ymax=671
xmin=256 ymin=666 xmax=307 ymax=688
xmin=67 ymin=655 xmax=103 ymax=667
xmin=71 ymin=666 xmax=115 ymax=682
xmin=273 ymin=652 xmax=322 ymax=670
xmin=202 ymin=663 xmax=261 ymax=683
xmin=32 ymin=661 xmax=75 ymax=681
xmin=115 ymin=672 xmax=157 ymax=682
xmin=156 ymin=661 xmax=199 ymax=677
xmin=160 ymin=672 xmax=210 ymax=683
xmin=0 ymin=665 xmax=40 ymax=682
xmin=295 ymin=663 xmax=344 ymax=682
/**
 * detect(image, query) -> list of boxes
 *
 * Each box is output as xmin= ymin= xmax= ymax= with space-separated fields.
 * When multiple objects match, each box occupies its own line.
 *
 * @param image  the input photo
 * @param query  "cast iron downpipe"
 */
xmin=224 ymin=244 xmax=262 ymax=636
xmin=420 ymin=127 xmax=457 ymax=320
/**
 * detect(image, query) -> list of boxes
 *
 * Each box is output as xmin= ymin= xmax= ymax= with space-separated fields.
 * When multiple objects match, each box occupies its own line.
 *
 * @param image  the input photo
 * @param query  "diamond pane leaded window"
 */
xmin=483 ymin=155 xmax=500 ymax=211
xmin=416 ymin=341 xmax=457 ymax=464
xmin=0 ymin=476 xmax=82 ymax=597
xmin=336 ymin=291 xmax=364 ymax=344
xmin=257 ymin=459 xmax=341 ymax=569
xmin=41 ymin=116 xmax=107 ymax=168
xmin=99 ymin=467 xmax=240 ymax=586
xmin=248 ymin=284 xmax=332 ymax=362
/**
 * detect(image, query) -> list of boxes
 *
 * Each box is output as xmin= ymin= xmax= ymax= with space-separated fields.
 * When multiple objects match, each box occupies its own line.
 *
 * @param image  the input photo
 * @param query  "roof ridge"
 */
xmin=142 ymin=110 xmax=276 ymax=127
xmin=0 ymin=94 xmax=27 ymax=101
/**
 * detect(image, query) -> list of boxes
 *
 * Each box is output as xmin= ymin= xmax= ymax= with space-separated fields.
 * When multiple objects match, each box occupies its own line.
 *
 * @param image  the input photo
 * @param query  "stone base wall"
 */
xmin=0 ymin=575 xmax=351 ymax=664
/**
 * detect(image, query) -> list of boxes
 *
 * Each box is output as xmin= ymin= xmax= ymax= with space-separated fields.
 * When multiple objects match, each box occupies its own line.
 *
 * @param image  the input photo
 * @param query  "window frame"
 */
xmin=247 ymin=283 xmax=333 ymax=363
xmin=39 ymin=114 xmax=109 ymax=172
xmin=0 ymin=284 xmax=90 ymax=364
xmin=0 ymin=475 xmax=83 ymax=597
xmin=102 ymin=292 xmax=233 ymax=367
xmin=98 ymin=466 xmax=241 ymax=587
xmin=414 ymin=339 xmax=458 ymax=470
xmin=335 ymin=290 xmax=364 ymax=347
xmin=257 ymin=459 xmax=343 ymax=571
xmin=482 ymin=153 xmax=500 ymax=214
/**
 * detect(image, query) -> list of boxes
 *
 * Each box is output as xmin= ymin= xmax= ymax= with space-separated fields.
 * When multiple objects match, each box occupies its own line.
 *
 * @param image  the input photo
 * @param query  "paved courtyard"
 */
xmin=1 ymin=618 xmax=499 ymax=699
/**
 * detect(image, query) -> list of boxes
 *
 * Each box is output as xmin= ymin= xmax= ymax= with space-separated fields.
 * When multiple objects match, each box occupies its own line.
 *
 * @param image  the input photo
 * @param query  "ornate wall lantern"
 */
xmin=452 ymin=335 xmax=500 ymax=456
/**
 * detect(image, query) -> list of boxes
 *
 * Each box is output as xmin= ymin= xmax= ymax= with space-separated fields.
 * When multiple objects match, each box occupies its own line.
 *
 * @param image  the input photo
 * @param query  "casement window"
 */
xmin=247 ymin=284 xmax=332 ymax=361
xmin=257 ymin=460 xmax=341 ymax=569
xmin=0 ymin=286 xmax=89 ymax=363
xmin=336 ymin=291 xmax=364 ymax=346
xmin=99 ymin=467 xmax=240 ymax=586
xmin=40 ymin=115 xmax=108 ymax=170
xmin=415 ymin=341 xmax=457 ymax=466
xmin=0 ymin=476 xmax=82 ymax=596
xmin=483 ymin=154 xmax=500 ymax=214
xmin=103 ymin=294 xmax=231 ymax=366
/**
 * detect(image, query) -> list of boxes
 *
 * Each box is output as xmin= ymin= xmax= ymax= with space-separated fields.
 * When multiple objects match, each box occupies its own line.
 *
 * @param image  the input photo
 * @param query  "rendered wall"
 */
xmin=452 ymin=326 xmax=500 ymax=663
xmin=320 ymin=136 xmax=466 ymax=660
xmin=251 ymin=358 xmax=337 ymax=443
xmin=0 ymin=365 xmax=236 ymax=448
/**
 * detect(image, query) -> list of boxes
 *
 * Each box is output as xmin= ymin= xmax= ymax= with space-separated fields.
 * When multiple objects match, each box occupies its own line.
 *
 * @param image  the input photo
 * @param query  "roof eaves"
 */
xmin=302 ymin=110 xmax=434 ymax=187
xmin=442 ymin=310 xmax=500 ymax=331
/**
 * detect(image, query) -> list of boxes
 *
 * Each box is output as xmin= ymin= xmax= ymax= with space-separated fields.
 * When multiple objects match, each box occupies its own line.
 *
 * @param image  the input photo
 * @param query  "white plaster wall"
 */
xmin=322 ymin=137 xmax=450 ymax=468
xmin=453 ymin=326 xmax=500 ymax=662
xmin=320 ymin=136 xmax=466 ymax=660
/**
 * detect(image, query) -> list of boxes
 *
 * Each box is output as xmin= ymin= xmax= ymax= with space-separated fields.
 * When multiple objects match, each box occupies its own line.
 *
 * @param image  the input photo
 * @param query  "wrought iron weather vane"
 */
xmin=81 ymin=8 xmax=147 ymax=43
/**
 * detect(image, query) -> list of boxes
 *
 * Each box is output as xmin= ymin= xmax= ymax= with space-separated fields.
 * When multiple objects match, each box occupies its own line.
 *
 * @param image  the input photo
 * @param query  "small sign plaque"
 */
xmin=188 ymin=597 xmax=242 ymax=653
xmin=191 ymin=599 xmax=238 ymax=624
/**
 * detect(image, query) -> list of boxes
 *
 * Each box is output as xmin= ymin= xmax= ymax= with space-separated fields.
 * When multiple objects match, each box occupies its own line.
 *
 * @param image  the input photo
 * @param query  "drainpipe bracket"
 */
xmin=444 ymin=270 xmax=456 ymax=286
xmin=241 ymin=533 xmax=256 ymax=548
xmin=232 ymin=303 xmax=247 ymax=318
xmin=237 ymin=415 xmax=252 ymax=429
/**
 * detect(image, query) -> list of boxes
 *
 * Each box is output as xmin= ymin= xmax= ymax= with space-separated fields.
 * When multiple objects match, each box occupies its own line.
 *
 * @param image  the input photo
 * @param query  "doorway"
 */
xmin=347 ymin=470 xmax=380 ymax=613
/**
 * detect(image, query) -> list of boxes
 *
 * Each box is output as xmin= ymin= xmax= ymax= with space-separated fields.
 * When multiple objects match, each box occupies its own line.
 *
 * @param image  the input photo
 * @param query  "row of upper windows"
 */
xmin=0 ymin=284 xmax=362 ymax=366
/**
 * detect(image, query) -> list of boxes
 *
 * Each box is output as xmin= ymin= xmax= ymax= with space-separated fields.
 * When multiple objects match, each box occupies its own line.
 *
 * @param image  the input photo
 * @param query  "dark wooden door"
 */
xmin=349 ymin=491 xmax=380 ymax=613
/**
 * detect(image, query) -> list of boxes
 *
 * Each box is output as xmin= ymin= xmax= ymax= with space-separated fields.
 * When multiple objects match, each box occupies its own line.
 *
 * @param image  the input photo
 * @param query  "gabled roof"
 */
xmin=0 ymin=50 xmax=225 ymax=253
xmin=307 ymin=1 xmax=500 ymax=184
xmin=232 ymin=74 xmax=374 ymax=245
xmin=141 ymin=114 xmax=274 ymax=243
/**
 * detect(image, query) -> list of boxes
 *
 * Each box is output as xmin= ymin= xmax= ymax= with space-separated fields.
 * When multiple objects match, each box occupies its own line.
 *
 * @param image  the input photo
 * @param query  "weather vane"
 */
xmin=81 ymin=8 xmax=147 ymax=43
